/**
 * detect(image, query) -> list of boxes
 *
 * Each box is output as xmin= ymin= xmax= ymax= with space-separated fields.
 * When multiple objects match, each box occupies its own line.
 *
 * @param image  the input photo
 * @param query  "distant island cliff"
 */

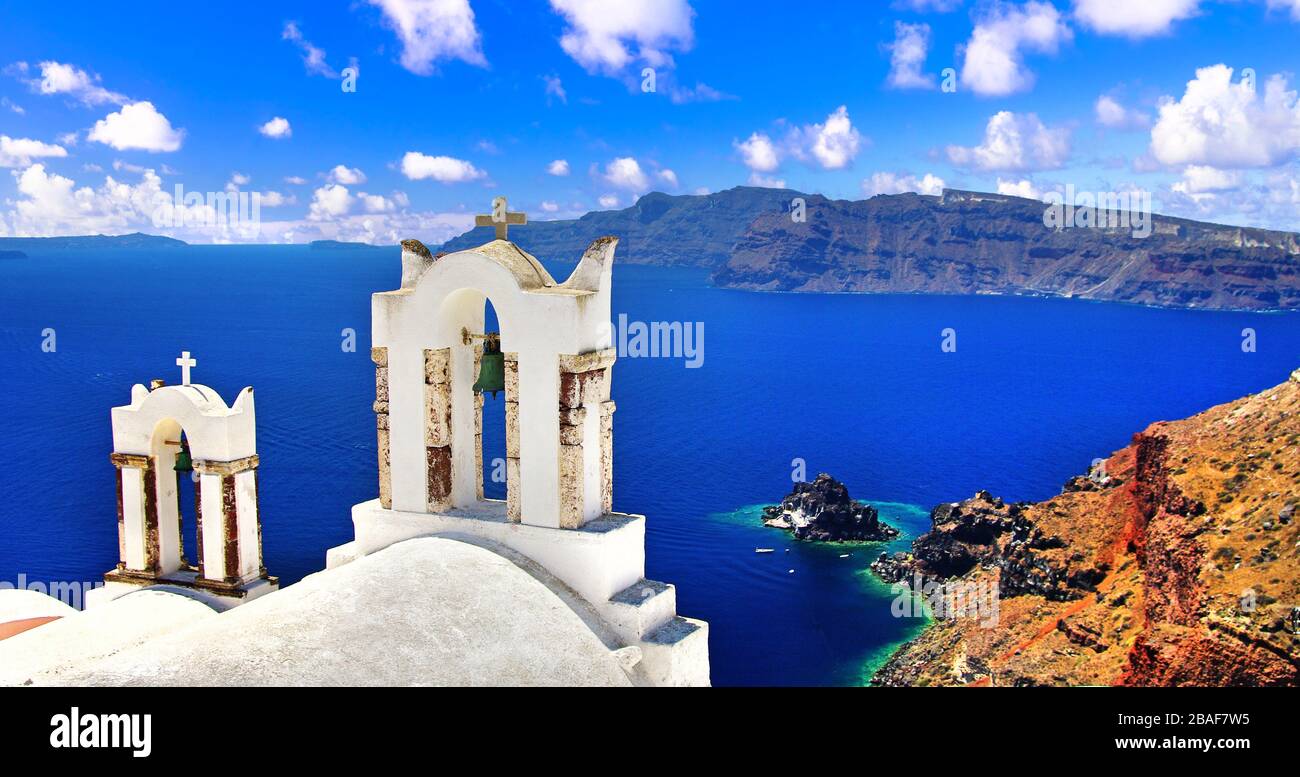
xmin=872 ymin=369 xmax=1300 ymax=687
xmin=0 ymin=233 xmax=187 ymax=251
xmin=439 ymin=187 xmax=1300 ymax=311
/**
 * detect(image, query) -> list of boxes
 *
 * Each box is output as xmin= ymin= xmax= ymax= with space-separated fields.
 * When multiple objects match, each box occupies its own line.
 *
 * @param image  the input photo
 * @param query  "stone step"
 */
xmin=605 ymin=579 xmax=676 ymax=642
xmin=639 ymin=616 xmax=710 ymax=687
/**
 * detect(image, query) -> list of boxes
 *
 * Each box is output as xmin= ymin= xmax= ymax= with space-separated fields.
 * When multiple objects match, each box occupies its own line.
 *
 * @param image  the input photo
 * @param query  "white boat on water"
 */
xmin=755 ymin=548 xmax=775 ymax=554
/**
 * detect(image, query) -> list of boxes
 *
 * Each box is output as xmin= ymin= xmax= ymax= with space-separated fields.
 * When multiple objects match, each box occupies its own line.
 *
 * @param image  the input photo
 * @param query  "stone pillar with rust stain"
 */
xmin=424 ymin=347 xmax=453 ymax=511
xmin=557 ymin=349 xmax=617 ymax=529
xmin=373 ymin=347 xmax=392 ymax=509
xmin=474 ymin=345 xmax=485 ymax=501
xmin=108 ymin=452 xmax=159 ymax=578
xmin=191 ymin=455 xmax=264 ymax=588
xmin=504 ymin=352 xmax=521 ymax=522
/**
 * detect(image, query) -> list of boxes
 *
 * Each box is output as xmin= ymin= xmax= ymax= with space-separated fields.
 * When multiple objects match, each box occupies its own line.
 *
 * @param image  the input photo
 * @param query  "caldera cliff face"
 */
xmin=872 ymin=370 xmax=1300 ymax=687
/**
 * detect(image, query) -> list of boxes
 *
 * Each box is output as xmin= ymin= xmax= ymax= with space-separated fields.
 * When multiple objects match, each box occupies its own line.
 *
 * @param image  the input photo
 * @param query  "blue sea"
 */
xmin=2 ymin=245 xmax=1297 ymax=686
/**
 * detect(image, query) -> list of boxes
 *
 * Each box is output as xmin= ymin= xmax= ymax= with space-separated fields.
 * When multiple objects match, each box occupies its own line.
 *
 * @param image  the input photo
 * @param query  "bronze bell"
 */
xmin=473 ymin=336 xmax=505 ymax=398
xmin=174 ymin=436 xmax=193 ymax=473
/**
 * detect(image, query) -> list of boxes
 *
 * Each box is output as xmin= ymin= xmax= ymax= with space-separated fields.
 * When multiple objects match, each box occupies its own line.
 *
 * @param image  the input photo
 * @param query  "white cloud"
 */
xmin=368 ymin=0 xmax=486 ymax=75
xmin=657 ymin=168 xmax=679 ymax=188
xmin=88 ymin=101 xmax=183 ymax=152
xmin=0 ymin=136 xmax=68 ymax=168
xmin=1095 ymin=95 xmax=1151 ymax=129
xmin=400 ymin=151 xmax=486 ymax=182
xmin=2 ymin=97 xmax=24 ymax=114
xmin=735 ymin=132 xmax=780 ymax=172
xmin=795 ymin=105 xmax=864 ymax=170
xmin=327 ymin=165 xmax=367 ymax=185
xmin=995 ymin=178 xmax=1045 ymax=199
xmin=947 ymin=110 xmax=1071 ymax=172
xmin=1267 ymin=0 xmax=1300 ymax=20
xmin=308 ymin=184 xmax=354 ymax=220
xmin=1171 ymin=165 xmax=1242 ymax=194
xmin=667 ymin=81 xmax=732 ymax=104
xmin=747 ymin=173 xmax=787 ymax=188
xmin=226 ymin=172 xmax=251 ymax=191
xmin=864 ymin=171 xmax=946 ymax=196
xmin=549 ymin=0 xmax=695 ymax=74
xmin=259 ymin=117 xmax=292 ymax=139
xmin=547 ymin=159 xmax=570 ymax=176
xmin=540 ymin=200 xmax=560 ymax=212
xmin=886 ymin=22 xmax=935 ymax=90
xmin=258 ymin=191 xmax=294 ymax=208
xmin=1150 ymin=65 xmax=1300 ymax=169
xmin=358 ymin=192 xmax=400 ymax=213
xmin=598 ymin=194 xmax=620 ymax=208
xmin=543 ymin=74 xmax=567 ymax=104
xmin=601 ymin=157 xmax=649 ymax=190
xmin=285 ymin=175 xmax=308 ymax=185
xmin=961 ymin=1 xmax=1071 ymax=97
xmin=1072 ymin=0 xmax=1200 ymax=38
xmin=283 ymin=22 xmax=334 ymax=76
xmin=27 ymin=61 xmax=126 ymax=105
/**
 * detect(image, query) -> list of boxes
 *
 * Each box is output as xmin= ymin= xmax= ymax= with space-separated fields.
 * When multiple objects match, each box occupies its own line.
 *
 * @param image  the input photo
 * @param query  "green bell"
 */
xmin=473 ymin=336 xmax=505 ymax=398
xmin=174 ymin=437 xmax=193 ymax=473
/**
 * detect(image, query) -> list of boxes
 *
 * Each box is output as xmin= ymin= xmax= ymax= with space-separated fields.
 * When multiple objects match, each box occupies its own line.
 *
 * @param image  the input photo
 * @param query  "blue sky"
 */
xmin=2 ymin=0 xmax=1300 ymax=244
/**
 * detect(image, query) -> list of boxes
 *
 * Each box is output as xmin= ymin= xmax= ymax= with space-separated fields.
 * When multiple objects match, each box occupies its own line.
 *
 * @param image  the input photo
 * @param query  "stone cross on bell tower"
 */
xmin=474 ymin=196 xmax=526 ymax=241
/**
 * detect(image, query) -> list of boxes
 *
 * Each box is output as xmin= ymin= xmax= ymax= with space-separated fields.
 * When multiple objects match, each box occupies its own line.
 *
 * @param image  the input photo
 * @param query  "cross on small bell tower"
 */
xmin=475 ymin=196 xmax=527 ymax=241
xmin=176 ymin=350 xmax=197 ymax=386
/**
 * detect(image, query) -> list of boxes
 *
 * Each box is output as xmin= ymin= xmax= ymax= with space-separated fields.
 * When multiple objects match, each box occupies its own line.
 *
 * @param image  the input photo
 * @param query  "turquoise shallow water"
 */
xmin=2 ymin=245 xmax=1298 ymax=685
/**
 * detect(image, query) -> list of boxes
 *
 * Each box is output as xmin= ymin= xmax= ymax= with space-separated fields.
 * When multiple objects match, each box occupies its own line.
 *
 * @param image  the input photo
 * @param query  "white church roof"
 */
xmin=0 ymin=537 xmax=634 ymax=687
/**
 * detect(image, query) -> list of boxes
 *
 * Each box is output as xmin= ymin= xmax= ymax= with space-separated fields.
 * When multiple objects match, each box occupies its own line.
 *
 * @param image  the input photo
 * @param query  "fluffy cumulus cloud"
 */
xmin=308 ymin=184 xmax=354 ymax=220
xmin=598 ymin=194 xmax=620 ymax=208
xmin=601 ymin=157 xmax=649 ymax=190
xmin=0 ymin=136 xmax=67 ymax=168
xmin=549 ymin=0 xmax=695 ymax=74
xmin=657 ymin=168 xmax=679 ymax=188
xmin=1095 ymin=95 xmax=1151 ymax=129
xmin=1171 ymin=165 xmax=1242 ymax=195
xmin=961 ymin=1 xmax=1071 ymax=97
xmin=400 ymin=151 xmax=486 ymax=182
xmin=24 ymin=60 xmax=126 ymax=105
xmin=794 ymin=105 xmax=863 ymax=170
xmin=546 ymin=159 xmax=570 ymax=176
xmin=864 ymin=171 xmax=946 ymax=196
xmin=886 ymin=22 xmax=934 ymax=90
xmin=0 ymin=162 xmax=468 ymax=245
xmin=1149 ymin=64 xmax=1300 ymax=169
xmin=327 ymin=165 xmax=367 ymax=185
xmin=367 ymin=0 xmax=486 ymax=75
xmin=734 ymin=132 xmax=779 ymax=173
xmin=259 ymin=117 xmax=292 ymax=139
xmin=947 ymin=111 xmax=1071 ymax=172
xmin=996 ymin=178 xmax=1045 ymax=199
xmin=1072 ymin=0 xmax=1200 ymax=38
xmin=87 ymin=101 xmax=183 ymax=152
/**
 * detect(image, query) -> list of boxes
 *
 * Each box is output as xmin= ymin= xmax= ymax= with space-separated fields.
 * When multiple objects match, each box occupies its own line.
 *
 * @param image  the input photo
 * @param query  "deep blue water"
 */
xmin=2 ymin=245 xmax=1298 ymax=686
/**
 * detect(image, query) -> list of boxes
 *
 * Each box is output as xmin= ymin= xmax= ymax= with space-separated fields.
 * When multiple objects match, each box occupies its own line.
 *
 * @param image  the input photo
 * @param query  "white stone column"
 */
xmin=109 ymin=453 xmax=155 ymax=575
xmin=193 ymin=456 xmax=264 ymax=588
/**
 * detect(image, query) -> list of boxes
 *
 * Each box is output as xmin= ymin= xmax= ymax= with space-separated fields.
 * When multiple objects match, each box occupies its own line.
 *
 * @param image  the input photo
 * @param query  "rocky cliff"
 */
xmin=717 ymin=190 xmax=1300 ymax=311
xmin=763 ymin=474 xmax=899 ymax=542
xmin=438 ymin=187 xmax=1300 ymax=311
xmin=439 ymin=188 xmax=795 ymax=268
xmin=873 ymin=369 xmax=1300 ymax=686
